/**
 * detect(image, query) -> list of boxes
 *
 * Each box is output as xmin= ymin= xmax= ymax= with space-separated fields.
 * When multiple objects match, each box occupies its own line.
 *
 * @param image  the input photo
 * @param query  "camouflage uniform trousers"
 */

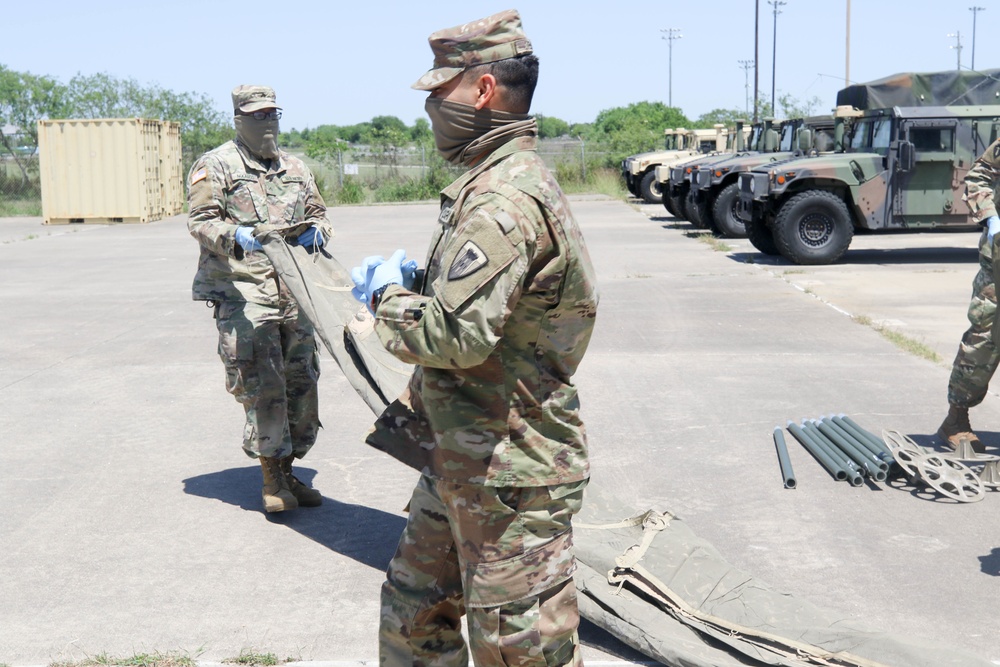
xmin=213 ymin=294 xmax=321 ymax=459
xmin=380 ymin=475 xmax=587 ymax=667
xmin=948 ymin=229 xmax=1000 ymax=408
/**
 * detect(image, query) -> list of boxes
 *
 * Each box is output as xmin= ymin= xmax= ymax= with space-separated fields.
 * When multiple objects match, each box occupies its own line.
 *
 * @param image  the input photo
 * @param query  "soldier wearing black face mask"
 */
xmin=186 ymin=85 xmax=334 ymax=513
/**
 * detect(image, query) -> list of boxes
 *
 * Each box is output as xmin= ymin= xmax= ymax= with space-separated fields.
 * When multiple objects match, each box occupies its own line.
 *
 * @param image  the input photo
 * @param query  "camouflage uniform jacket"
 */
xmin=964 ymin=138 xmax=1000 ymax=224
xmin=366 ymin=135 xmax=599 ymax=487
xmin=187 ymin=139 xmax=330 ymax=305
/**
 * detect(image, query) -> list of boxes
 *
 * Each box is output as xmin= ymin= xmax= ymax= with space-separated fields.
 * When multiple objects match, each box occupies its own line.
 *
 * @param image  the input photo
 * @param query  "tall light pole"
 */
xmin=949 ymin=31 xmax=964 ymax=71
xmin=845 ymin=0 xmax=851 ymax=88
xmin=738 ymin=60 xmax=754 ymax=116
xmin=754 ymin=0 xmax=760 ymax=121
xmin=970 ymin=6 xmax=985 ymax=70
xmin=661 ymin=28 xmax=683 ymax=108
xmin=769 ymin=0 xmax=787 ymax=114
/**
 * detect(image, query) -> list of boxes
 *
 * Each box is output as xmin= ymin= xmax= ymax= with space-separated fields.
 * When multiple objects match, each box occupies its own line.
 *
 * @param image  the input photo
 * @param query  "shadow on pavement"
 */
xmin=727 ymin=246 xmax=979 ymax=267
xmin=183 ymin=466 xmax=405 ymax=572
xmin=978 ymin=548 xmax=1000 ymax=576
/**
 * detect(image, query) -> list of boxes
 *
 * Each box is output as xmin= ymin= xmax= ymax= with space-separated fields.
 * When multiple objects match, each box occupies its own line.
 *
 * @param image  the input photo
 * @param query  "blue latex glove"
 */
xmin=367 ymin=249 xmax=407 ymax=300
xmin=235 ymin=226 xmax=261 ymax=253
xmin=296 ymin=226 xmax=325 ymax=249
xmin=351 ymin=255 xmax=386 ymax=302
xmin=987 ymin=215 xmax=1000 ymax=243
xmin=401 ymin=259 xmax=419 ymax=290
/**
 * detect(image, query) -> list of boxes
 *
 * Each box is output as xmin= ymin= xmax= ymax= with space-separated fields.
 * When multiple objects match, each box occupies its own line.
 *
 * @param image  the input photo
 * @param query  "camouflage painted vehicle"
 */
xmin=662 ymin=119 xmax=779 ymax=224
xmin=689 ymin=114 xmax=839 ymax=238
xmin=736 ymin=105 xmax=998 ymax=264
xmin=621 ymin=126 xmax=728 ymax=204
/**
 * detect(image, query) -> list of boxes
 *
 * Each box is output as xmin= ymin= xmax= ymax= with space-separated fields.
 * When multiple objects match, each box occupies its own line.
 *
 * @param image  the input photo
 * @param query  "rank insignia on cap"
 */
xmin=190 ymin=168 xmax=207 ymax=185
xmin=448 ymin=241 xmax=488 ymax=280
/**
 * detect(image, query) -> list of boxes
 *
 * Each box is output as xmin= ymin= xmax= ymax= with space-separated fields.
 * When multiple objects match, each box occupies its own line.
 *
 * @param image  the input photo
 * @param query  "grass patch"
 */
xmin=0 ymin=198 xmax=42 ymax=217
xmin=852 ymin=314 xmax=942 ymax=363
xmin=49 ymin=651 xmax=196 ymax=667
xmin=695 ymin=235 xmax=732 ymax=252
xmin=783 ymin=269 xmax=806 ymax=275
xmin=224 ymin=650 xmax=280 ymax=666
xmin=558 ymin=167 xmax=629 ymax=201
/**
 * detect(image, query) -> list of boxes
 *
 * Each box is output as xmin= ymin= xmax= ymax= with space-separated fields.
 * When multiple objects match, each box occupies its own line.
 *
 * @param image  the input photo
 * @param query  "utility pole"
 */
xmin=754 ymin=0 xmax=760 ymax=122
xmin=661 ymin=28 xmax=683 ymax=108
xmin=949 ymin=31 xmax=964 ymax=71
xmin=970 ymin=6 xmax=985 ymax=70
xmin=769 ymin=0 xmax=787 ymax=114
xmin=738 ymin=60 xmax=754 ymax=116
xmin=845 ymin=0 xmax=851 ymax=88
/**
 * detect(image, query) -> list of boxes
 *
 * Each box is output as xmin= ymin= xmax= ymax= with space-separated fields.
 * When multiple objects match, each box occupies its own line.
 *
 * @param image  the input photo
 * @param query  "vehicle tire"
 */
xmin=639 ymin=171 xmax=663 ymax=204
xmin=711 ymin=183 xmax=747 ymax=238
xmin=663 ymin=192 xmax=677 ymax=216
xmin=669 ymin=194 xmax=687 ymax=220
xmin=772 ymin=190 xmax=854 ymax=265
xmin=697 ymin=197 xmax=718 ymax=234
xmin=745 ymin=217 xmax=780 ymax=256
xmin=684 ymin=191 xmax=704 ymax=228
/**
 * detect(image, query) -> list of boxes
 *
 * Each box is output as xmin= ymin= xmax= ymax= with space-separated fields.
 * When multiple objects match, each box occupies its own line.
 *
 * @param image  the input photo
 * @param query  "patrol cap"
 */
xmin=411 ymin=9 xmax=533 ymax=91
xmin=231 ymin=85 xmax=282 ymax=113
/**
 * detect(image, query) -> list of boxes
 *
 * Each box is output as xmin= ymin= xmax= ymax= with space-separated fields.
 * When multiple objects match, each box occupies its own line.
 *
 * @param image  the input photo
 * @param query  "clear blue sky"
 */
xmin=3 ymin=1 xmax=994 ymax=130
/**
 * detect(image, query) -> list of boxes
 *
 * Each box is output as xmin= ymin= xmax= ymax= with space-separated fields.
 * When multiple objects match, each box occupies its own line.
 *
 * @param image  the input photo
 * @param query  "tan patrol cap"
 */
xmin=231 ymin=85 xmax=282 ymax=113
xmin=411 ymin=9 xmax=533 ymax=91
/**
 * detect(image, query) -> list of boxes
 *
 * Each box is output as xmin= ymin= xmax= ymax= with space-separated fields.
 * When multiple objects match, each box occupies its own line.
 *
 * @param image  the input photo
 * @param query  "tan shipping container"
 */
xmin=38 ymin=118 xmax=183 ymax=224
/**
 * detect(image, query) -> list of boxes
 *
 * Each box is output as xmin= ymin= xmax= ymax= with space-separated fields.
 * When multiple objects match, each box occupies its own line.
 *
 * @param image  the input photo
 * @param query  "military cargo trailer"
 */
xmin=690 ymin=113 xmax=841 ymax=238
xmin=736 ymin=105 xmax=999 ymax=264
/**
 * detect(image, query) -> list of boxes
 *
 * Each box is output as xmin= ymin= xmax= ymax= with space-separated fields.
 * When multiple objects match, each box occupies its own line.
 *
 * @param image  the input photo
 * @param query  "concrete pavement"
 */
xmin=2 ymin=197 xmax=998 ymax=665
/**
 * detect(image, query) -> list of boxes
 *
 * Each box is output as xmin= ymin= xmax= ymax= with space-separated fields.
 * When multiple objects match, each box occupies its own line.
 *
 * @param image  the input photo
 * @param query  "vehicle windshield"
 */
xmin=779 ymin=123 xmax=797 ymax=151
xmin=664 ymin=134 xmax=677 ymax=150
xmin=849 ymin=117 xmax=893 ymax=155
xmin=746 ymin=126 xmax=760 ymax=151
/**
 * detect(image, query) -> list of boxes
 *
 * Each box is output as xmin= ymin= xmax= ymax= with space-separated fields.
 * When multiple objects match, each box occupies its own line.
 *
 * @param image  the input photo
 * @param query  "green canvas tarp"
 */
xmin=262 ymin=235 xmax=992 ymax=667
xmin=836 ymin=69 xmax=1000 ymax=110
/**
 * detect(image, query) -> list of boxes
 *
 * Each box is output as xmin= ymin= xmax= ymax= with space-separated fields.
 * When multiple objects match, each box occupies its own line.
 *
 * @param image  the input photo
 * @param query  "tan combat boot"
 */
xmin=259 ymin=455 xmax=299 ymax=513
xmin=937 ymin=405 xmax=985 ymax=454
xmin=280 ymin=456 xmax=323 ymax=507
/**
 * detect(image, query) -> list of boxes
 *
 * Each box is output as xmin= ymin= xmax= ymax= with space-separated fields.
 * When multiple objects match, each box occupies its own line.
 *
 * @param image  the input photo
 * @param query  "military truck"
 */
xmin=662 ymin=119 xmax=779 ymax=223
xmin=688 ymin=113 xmax=841 ymax=238
xmin=621 ymin=125 xmax=728 ymax=204
xmin=736 ymin=105 xmax=998 ymax=264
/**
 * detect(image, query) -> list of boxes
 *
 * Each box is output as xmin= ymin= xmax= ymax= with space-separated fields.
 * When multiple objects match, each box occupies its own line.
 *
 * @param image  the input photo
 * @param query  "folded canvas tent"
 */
xmin=262 ymin=235 xmax=992 ymax=667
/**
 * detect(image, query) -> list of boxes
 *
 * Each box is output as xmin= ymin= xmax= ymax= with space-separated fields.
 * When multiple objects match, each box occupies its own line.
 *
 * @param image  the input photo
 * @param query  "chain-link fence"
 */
xmin=302 ymin=138 xmax=618 ymax=205
xmin=0 ymin=135 xmax=623 ymax=215
xmin=0 ymin=132 xmax=42 ymax=216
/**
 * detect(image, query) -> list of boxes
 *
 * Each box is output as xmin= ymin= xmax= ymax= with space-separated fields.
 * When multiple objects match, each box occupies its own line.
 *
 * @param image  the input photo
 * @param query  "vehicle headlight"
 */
xmin=749 ymin=177 xmax=756 ymax=194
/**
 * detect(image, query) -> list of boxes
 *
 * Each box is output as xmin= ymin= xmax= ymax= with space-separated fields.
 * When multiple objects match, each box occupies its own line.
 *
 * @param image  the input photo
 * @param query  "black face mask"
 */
xmin=234 ymin=115 xmax=280 ymax=160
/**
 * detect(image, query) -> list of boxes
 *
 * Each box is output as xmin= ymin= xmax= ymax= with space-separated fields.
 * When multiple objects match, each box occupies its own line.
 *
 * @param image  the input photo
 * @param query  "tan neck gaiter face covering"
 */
xmin=424 ymin=98 xmax=535 ymax=166
xmin=234 ymin=115 xmax=281 ymax=161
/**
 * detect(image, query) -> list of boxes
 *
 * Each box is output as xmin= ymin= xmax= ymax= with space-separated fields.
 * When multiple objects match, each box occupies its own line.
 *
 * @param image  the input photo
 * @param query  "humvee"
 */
xmin=621 ymin=125 xmax=728 ymax=204
xmin=688 ymin=113 xmax=842 ymax=238
xmin=662 ymin=119 xmax=779 ymax=223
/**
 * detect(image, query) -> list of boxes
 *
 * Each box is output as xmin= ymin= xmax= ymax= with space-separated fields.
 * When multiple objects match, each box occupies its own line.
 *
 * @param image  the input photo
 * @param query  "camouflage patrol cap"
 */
xmin=231 ymin=85 xmax=282 ymax=113
xmin=411 ymin=9 xmax=533 ymax=91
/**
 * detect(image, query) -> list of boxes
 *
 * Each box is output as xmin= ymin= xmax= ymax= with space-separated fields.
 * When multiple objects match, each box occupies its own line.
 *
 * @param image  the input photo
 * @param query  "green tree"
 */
xmin=534 ymin=114 xmax=570 ymax=139
xmin=694 ymin=108 xmax=747 ymax=128
xmin=0 ymin=65 xmax=67 ymax=187
xmin=590 ymin=101 xmax=692 ymax=161
xmin=777 ymin=92 xmax=824 ymax=119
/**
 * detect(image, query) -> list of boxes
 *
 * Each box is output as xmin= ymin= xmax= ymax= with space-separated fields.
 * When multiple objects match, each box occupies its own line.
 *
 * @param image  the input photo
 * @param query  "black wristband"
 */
xmin=370 ymin=284 xmax=394 ymax=312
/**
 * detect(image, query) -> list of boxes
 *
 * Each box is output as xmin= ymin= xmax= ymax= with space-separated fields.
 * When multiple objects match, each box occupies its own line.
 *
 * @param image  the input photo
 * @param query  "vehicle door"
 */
xmin=893 ymin=118 xmax=966 ymax=226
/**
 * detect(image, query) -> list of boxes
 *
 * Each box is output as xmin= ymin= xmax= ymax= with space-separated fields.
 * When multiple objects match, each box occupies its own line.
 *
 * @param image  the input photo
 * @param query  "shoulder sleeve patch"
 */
xmin=190 ymin=168 xmax=207 ymax=185
xmin=434 ymin=208 xmax=520 ymax=313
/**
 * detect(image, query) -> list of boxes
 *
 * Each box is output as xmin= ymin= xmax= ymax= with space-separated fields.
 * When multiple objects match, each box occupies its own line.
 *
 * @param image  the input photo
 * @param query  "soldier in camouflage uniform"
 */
xmin=187 ymin=85 xmax=333 ymax=512
xmin=940 ymin=138 xmax=1000 ymax=453
xmin=352 ymin=10 xmax=599 ymax=666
